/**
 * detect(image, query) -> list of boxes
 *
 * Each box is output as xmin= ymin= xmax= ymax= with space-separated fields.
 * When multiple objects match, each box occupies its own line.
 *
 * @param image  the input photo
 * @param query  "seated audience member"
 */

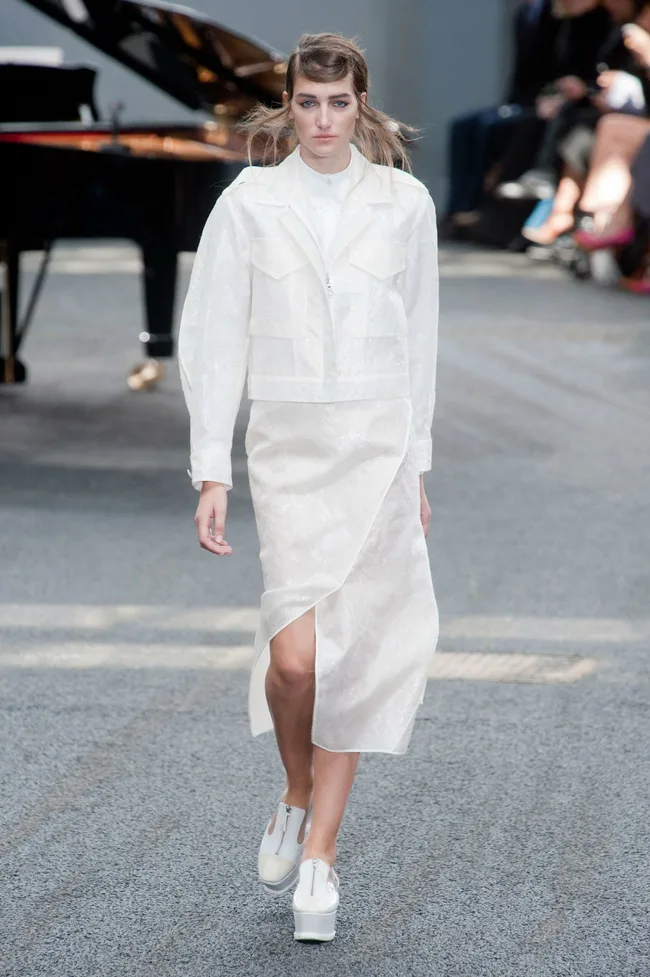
xmin=499 ymin=0 xmax=650 ymax=202
xmin=445 ymin=0 xmax=614 ymax=246
xmin=440 ymin=0 xmax=559 ymax=237
xmin=523 ymin=114 xmax=650 ymax=244
xmin=520 ymin=4 xmax=650 ymax=247
xmin=620 ymin=130 xmax=650 ymax=290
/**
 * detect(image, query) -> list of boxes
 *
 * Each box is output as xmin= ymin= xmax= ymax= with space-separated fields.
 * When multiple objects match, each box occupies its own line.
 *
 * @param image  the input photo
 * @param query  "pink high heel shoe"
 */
xmin=619 ymin=276 xmax=650 ymax=295
xmin=573 ymin=226 xmax=635 ymax=251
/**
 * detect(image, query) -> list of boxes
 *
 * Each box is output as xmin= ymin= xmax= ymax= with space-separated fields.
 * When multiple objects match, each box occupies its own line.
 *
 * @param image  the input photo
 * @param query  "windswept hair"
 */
xmin=238 ymin=32 xmax=418 ymax=170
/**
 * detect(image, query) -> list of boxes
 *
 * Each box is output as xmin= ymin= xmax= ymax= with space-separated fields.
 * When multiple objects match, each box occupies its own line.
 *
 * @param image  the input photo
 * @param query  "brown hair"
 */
xmin=238 ymin=32 xmax=418 ymax=170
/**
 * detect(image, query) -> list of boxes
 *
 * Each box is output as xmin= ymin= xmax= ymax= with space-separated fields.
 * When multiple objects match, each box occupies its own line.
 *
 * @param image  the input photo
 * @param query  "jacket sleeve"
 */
xmin=177 ymin=187 xmax=251 ymax=492
xmin=401 ymin=189 xmax=439 ymax=474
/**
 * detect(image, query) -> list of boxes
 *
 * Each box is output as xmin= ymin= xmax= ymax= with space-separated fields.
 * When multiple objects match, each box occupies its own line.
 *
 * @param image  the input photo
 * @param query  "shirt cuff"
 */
xmin=414 ymin=438 xmax=432 ymax=473
xmin=186 ymin=469 xmax=233 ymax=492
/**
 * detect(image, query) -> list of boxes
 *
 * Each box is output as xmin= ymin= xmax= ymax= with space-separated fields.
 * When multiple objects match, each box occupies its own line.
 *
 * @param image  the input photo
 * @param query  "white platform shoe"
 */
xmin=293 ymin=857 xmax=340 ymax=942
xmin=258 ymin=797 xmax=312 ymax=895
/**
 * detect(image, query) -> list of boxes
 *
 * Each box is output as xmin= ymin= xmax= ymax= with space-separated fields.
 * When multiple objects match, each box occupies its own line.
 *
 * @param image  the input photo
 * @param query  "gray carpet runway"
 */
xmin=1 ymin=244 xmax=648 ymax=976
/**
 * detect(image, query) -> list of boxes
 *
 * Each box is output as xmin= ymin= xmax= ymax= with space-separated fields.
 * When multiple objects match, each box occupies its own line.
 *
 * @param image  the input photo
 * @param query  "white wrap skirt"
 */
xmin=244 ymin=396 xmax=439 ymax=754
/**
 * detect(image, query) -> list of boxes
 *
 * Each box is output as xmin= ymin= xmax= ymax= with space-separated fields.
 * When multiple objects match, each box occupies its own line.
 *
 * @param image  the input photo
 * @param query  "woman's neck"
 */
xmin=298 ymin=143 xmax=352 ymax=175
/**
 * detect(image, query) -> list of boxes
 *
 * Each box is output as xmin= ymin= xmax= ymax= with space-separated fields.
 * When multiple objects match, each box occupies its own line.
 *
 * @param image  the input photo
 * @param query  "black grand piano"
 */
xmin=0 ymin=0 xmax=286 ymax=388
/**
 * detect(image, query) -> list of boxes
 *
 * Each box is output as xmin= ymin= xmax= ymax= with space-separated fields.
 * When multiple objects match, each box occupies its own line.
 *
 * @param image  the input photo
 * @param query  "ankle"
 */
xmin=283 ymin=780 xmax=313 ymax=808
xmin=302 ymin=842 xmax=336 ymax=866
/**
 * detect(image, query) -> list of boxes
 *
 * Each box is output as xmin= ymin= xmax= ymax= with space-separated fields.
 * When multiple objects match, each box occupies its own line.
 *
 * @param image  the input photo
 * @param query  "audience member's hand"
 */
xmin=555 ymin=75 xmax=588 ymax=100
xmin=622 ymin=22 xmax=650 ymax=70
xmin=590 ymin=70 xmax=620 ymax=112
xmin=536 ymin=94 xmax=564 ymax=120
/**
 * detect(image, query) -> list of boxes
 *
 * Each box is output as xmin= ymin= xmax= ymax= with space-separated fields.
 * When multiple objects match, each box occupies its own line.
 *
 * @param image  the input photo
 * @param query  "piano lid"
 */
xmin=21 ymin=0 xmax=288 ymax=116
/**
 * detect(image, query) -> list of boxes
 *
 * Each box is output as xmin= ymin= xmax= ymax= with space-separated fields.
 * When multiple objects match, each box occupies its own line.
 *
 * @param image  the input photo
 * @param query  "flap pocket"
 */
xmin=349 ymin=238 xmax=407 ymax=279
xmin=251 ymin=237 xmax=308 ymax=279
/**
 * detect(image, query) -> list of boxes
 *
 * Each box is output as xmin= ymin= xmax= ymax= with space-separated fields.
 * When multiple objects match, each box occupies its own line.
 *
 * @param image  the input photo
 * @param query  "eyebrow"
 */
xmin=295 ymin=92 xmax=352 ymax=100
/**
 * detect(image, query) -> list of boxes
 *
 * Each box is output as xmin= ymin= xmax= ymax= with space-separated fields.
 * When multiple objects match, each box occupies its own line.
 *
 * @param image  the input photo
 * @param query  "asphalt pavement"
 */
xmin=1 ymin=242 xmax=649 ymax=977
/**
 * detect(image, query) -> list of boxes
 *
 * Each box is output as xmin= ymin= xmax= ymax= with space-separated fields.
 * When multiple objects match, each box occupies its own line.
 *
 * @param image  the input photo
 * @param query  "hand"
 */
xmin=589 ymin=91 xmax=610 ymax=113
xmin=589 ymin=71 xmax=619 ymax=113
xmin=622 ymin=22 xmax=650 ymax=70
xmin=596 ymin=70 xmax=618 ymax=93
xmin=419 ymin=475 xmax=431 ymax=539
xmin=536 ymin=94 xmax=564 ymax=120
xmin=555 ymin=75 xmax=587 ymax=100
xmin=194 ymin=481 xmax=232 ymax=555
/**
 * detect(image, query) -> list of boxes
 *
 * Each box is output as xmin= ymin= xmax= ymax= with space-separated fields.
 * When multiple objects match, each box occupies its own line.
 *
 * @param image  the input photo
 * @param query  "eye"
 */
xmin=298 ymin=100 xmax=315 ymax=108
xmin=333 ymin=100 xmax=350 ymax=108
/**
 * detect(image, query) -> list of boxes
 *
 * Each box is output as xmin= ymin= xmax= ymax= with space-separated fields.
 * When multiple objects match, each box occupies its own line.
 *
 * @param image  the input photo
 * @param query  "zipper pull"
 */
xmin=325 ymin=273 xmax=333 ymax=295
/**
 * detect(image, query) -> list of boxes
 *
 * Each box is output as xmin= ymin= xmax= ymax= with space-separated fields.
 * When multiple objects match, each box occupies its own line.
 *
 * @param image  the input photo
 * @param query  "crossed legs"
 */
xmin=265 ymin=606 xmax=359 ymax=864
xmin=578 ymin=113 xmax=650 ymax=233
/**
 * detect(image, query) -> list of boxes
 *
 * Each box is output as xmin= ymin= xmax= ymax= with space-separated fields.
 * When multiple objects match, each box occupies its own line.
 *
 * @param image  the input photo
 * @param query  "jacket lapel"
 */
xmin=254 ymin=143 xmax=393 ymax=277
xmin=255 ymin=147 xmax=326 ymax=282
xmin=326 ymin=146 xmax=393 ymax=263
xmin=280 ymin=186 xmax=327 ymax=280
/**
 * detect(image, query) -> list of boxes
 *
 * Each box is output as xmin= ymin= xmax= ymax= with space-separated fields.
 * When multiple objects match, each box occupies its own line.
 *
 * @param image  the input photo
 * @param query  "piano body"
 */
xmin=0 ymin=0 xmax=286 ymax=388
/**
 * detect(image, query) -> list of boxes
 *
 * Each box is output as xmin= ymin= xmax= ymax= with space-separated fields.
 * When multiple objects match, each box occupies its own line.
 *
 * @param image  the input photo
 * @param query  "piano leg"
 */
xmin=140 ymin=241 xmax=177 ymax=359
xmin=0 ymin=241 xmax=27 ymax=384
xmin=126 ymin=241 xmax=177 ymax=391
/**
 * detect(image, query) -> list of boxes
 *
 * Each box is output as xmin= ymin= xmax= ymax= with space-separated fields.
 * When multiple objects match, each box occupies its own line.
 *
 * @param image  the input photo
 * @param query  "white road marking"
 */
xmin=0 ymin=641 xmax=600 ymax=683
xmin=0 ymin=604 xmax=645 ymax=643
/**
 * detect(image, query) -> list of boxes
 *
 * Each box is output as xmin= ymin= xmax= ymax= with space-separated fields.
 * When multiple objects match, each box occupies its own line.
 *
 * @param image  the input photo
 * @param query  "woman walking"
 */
xmin=178 ymin=32 xmax=440 ymax=943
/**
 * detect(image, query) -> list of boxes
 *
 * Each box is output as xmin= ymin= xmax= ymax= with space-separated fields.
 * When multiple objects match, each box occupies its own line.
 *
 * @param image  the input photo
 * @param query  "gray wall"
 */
xmin=1 ymin=0 xmax=513 ymax=205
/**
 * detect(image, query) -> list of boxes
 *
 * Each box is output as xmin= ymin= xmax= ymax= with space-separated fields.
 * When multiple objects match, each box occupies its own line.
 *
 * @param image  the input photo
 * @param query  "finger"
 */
xmin=195 ymin=509 xmax=230 ymax=554
xmin=206 ymin=515 xmax=232 ymax=554
xmin=199 ymin=533 xmax=232 ymax=555
xmin=203 ymin=542 xmax=233 ymax=555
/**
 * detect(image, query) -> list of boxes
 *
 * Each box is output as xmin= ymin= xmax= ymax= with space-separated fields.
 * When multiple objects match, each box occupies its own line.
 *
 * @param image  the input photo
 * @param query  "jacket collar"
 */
xmin=254 ymin=142 xmax=394 ymax=279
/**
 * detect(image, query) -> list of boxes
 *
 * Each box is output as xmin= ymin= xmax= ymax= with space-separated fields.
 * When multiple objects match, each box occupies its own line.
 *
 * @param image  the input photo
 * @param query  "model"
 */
xmin=178 ymin=31 xmax=440 ymax=943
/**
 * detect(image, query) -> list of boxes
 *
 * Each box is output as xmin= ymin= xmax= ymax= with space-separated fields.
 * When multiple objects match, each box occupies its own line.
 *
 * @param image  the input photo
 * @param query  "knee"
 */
xmin=268 ymin=645 xmax=314 ymax=692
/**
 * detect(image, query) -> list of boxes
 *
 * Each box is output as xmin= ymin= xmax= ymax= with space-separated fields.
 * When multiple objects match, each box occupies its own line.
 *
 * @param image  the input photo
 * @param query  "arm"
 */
xmin=177 ymin=186 xmax=251 ymax=492
xmin=401 ymin=189 xmax=440 ymax=475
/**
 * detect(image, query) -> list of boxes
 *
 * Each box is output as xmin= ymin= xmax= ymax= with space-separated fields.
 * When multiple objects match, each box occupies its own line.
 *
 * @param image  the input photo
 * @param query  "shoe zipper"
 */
xmin=274 ymin=803 xmax=291 ymax=856
xmin=311 ymin=858 xmax=317 ymax=896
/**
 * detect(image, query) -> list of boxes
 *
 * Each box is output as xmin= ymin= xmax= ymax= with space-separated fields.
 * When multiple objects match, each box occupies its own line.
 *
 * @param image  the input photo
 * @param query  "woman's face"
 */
xmin=285 ymin=71 xmax=366 ymax=160
xmin=602 ymin=0 xmax=635 ymax=22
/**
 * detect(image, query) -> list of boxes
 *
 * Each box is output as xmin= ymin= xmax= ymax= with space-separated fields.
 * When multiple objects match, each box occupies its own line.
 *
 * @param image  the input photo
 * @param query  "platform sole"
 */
xmin=293 ymin=906 xmax=338 ymax=941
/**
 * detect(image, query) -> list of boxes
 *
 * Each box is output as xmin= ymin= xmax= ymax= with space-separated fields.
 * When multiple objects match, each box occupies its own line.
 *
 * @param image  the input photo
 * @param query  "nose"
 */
xmin=317 ymin=104 xmax=332 ymax=129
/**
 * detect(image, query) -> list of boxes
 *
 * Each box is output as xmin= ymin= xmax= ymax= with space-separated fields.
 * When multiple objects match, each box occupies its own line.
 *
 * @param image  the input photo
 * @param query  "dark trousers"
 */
xmin=445 ymin=105 xmax=533 ymax=215
xmin=536 ymin=100 xmax=601 ymax=176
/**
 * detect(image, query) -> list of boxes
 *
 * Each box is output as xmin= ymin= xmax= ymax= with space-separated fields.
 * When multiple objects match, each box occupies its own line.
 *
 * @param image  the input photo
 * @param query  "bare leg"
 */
xmin=590 ymin=191 xmax=634 ymax=235
xmin=265 ymin=608 xmax=315 ymax=834
xmin=264 ymin=605 xmax=361 ymax=861
xmin=303 ymin=747 xmax=360 ymax=865
xmin=523 ymin=165 xmax=583 ymax=244
xmin=580 ymin=114 xmax=650 ymax=230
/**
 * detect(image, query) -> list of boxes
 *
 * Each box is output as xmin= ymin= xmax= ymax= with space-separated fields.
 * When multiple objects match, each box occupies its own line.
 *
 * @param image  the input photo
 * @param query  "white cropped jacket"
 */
xmin=178 ymin=142 xmax=439 ymax=490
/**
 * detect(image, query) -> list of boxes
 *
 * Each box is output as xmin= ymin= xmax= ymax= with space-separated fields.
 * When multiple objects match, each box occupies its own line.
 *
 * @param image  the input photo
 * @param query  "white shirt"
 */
xmin=296 ymin=148 xmax=354 ymax=256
